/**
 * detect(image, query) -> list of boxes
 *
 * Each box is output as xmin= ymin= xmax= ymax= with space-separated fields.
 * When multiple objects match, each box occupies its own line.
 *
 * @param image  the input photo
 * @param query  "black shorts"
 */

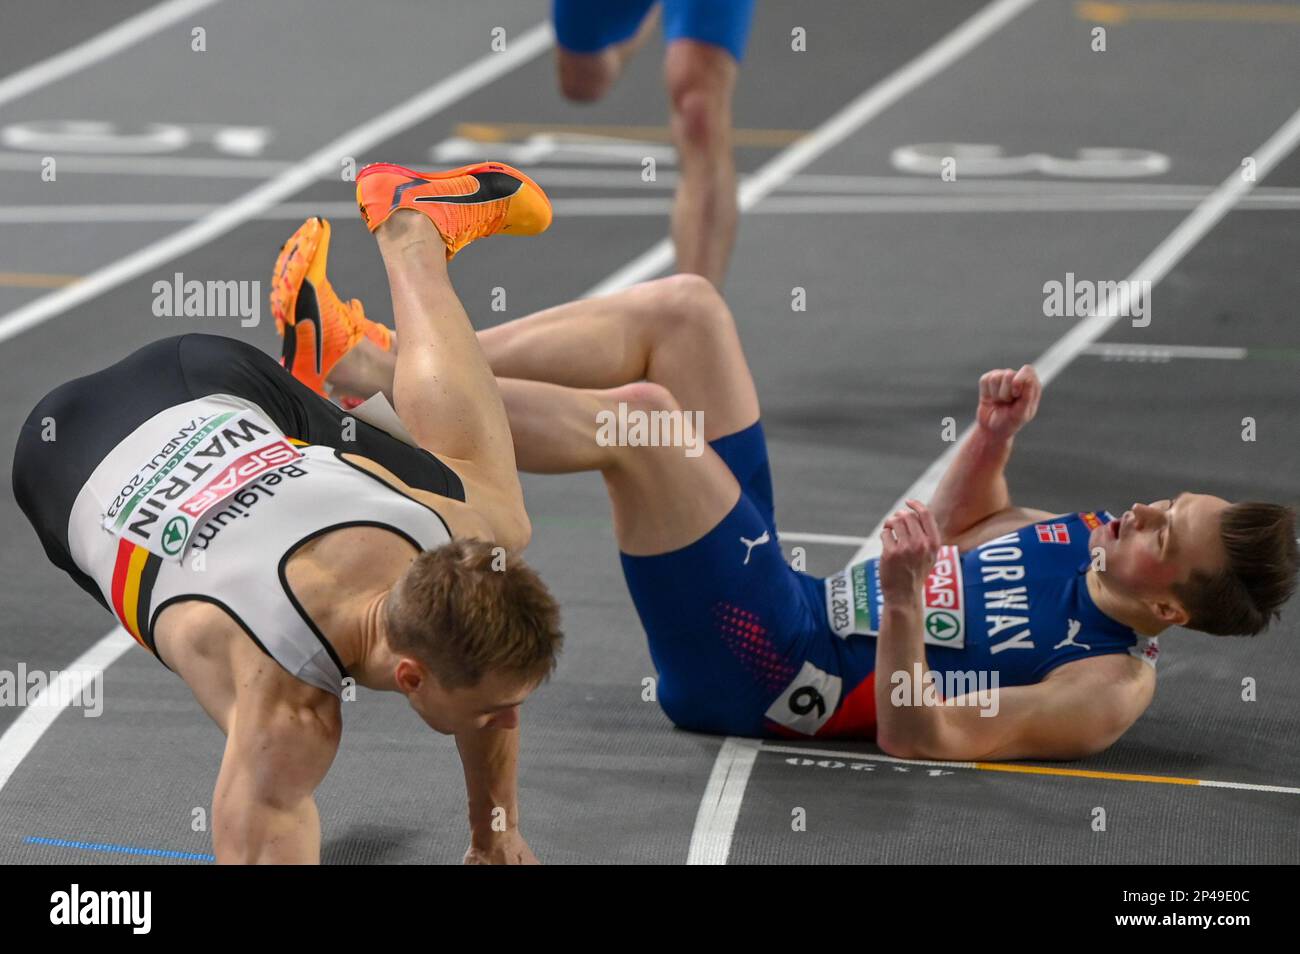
xmin=12 ymin=333 xmax=465 ymax=610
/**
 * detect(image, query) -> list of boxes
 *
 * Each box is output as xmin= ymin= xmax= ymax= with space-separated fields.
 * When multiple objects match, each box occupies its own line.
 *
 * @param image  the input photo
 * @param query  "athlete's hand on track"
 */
xmin=977 ymin=365 xmax=1041 ymax=440
xmin=879 ymin=499 xmax=941 ymax=601
xmin=463 ymin=829 xmax=540 ymax=865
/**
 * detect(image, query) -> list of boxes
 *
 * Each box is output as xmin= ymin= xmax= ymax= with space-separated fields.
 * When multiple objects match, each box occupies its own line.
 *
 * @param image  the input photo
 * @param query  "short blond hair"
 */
xmin=385 ymin=539 xmax=562 ymax=688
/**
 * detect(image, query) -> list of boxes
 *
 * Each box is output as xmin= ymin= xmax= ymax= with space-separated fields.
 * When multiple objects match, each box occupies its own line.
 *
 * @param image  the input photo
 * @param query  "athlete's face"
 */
xmin=1089 ymin=492 xmax=1230 ymax=624
xmin=402 ymin=663 xmax=535 ymax=735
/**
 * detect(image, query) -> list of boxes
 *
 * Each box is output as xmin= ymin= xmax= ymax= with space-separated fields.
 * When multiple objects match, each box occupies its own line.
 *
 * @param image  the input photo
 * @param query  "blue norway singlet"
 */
xmin=768 ymin=510 xmax=1159 ymax=738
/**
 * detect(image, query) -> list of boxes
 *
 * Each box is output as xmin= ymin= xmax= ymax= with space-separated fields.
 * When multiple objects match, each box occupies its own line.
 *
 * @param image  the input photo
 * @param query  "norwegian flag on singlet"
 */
xmin=1035 ymin=523 xmax=1070 ymax=544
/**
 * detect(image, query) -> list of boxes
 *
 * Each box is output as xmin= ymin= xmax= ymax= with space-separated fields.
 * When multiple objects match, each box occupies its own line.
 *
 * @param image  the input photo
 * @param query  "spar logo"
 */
xmin=160 ymin=517 xmax=189 ymax=555
xmin=926 ymin=611 xmax=960 ymax=641
xmin=179 ymin=442 xmax=301 ymax=517
xmin=923 ymin=546 xmax=964 ymax=645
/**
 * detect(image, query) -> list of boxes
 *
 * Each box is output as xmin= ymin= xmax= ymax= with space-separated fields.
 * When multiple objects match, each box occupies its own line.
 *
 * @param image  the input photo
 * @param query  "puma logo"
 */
xmin=740 ymin=530 xmax=771 ymax=566
xmin=1054 ymin=618 xmax=1091 ymax=652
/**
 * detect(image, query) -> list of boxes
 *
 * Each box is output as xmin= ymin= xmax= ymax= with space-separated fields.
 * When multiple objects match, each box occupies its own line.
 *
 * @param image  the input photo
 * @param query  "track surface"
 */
xmin=1 ymin=0 xmax=1297 ymax=863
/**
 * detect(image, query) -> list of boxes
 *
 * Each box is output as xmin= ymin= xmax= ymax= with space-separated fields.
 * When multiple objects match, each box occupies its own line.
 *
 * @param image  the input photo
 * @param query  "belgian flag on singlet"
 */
xmin=109 ymin=538 xmax=162 ymax=650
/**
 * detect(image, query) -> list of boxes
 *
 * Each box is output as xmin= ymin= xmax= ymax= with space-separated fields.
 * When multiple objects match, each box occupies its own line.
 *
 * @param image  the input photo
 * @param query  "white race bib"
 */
xmin=825 ymin=545 xmax=966 ymax=648
xmin=102 ymin=409 xmax=304 ymax=562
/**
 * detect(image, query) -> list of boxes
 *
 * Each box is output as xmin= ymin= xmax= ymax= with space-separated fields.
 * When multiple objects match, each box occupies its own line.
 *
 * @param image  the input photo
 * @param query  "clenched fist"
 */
xmin=977 ymin=365 xmax=1041 ymax=440
xmin=879 ymin=499 xmax=942 ymax=602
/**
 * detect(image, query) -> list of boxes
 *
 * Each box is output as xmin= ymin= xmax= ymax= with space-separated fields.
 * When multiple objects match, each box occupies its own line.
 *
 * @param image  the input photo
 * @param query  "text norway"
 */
xmin=978 ymin=531 xmax=1035 ymax=654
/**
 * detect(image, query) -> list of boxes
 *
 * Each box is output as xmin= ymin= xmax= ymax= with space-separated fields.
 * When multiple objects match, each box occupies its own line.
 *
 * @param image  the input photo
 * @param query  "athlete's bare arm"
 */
xmin=872 ymin=500 xmax=1153 ymax=761
xmin=930 ymin=654 xmax=1153 ymax=761
xmin=456 ymin=725 xmax=537 ymax=864
xmin=374 ymin=212 xmax=530 ymax=550
xmin=333 ymin=452 xmax=538 ymax=860
xmin=930 ymin=366 xmax=1052 ymax=548
xmin=207 ymin=632 xmax=342 ymax=863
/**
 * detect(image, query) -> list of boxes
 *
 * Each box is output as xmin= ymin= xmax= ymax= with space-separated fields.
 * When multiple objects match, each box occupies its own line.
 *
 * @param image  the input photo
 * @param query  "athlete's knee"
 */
xmin=556 ymin=50 xmax=616 ymax=102
xmin=672 ymin=87 xmax=726 ymax=151
xmin=610 ymin=380 xmax=681 ymax=418
xmin=642 ymin=272 xmax=722 ymax=317
xmin=647 ymin=273 xmax=734 ymax=343
xmin=599 ymin=382 xmax=683 ymax=468
xmin=665 ymin=43 xmax=734 ymax=150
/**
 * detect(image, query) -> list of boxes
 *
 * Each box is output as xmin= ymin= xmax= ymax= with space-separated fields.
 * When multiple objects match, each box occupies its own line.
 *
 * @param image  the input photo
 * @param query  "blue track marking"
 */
xmin=25 ymin=835 xmax=214 ymax=862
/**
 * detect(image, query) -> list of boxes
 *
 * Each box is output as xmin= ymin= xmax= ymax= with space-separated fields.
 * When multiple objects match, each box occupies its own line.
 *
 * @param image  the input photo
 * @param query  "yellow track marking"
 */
xmin=972 ymin=761 xmax=1201 ymax=785
xmin=0 ymin=271 xmax=81 ymax=289
xmin=763 ymin=743 xmax=1300 ymax=793
xmin=1078 ymin=1 xmax=1300 ymax=24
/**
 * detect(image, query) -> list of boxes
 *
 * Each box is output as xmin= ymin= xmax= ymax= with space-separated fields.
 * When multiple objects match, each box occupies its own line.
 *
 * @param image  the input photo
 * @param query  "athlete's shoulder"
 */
xmin=339 ymin=451 xmax=489 ymax=542
xmin=951 ymin=506 xmax=1056 ymax=550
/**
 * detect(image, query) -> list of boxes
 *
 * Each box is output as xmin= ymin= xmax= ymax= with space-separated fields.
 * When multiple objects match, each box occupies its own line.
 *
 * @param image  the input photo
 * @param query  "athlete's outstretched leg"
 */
xmin=374 ymin=212 xmax=526 ymax=530
xmin=338 ymin=274 xmax=760 ymax=442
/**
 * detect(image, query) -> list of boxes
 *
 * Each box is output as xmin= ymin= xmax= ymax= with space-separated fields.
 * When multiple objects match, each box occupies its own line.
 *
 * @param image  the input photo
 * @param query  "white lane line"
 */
xmin=1196 ymin=780 xmax=1300 ymax=795
xmin=1084 ymin=343 xmax=1248 ymax=361
xmin=779 ymin=531 xmax=873 ymax=547
xmin=0 ymin=21 xmax=554 ymax=347
xmin=586 ymin=0 xmax=1042 ymax=298
xmin=686 ymin=738 xmax=763 ymax=865
xmin=683 ymin=0 xmax=1042 ymax=865
xmin=0 ymin=198 xmax=677 ymax=223
xmin=0 ymin=152 xmax=293 ymax=178
xmin=0 ymin=204 xmax=233 ymax=223
xmin=0 ymin=24 xmax=554 ymax=800
xmin=9 ymin=142 xmax=1300 ymax=211
xmin=1035 ymin=108 xmax=1300 ymax=383
xmin=9 ymin=191 xmax=1300 ymax=225
xmin=0 ymin=630 xmax=134 ymax=794
xmin=0 ymin=0 xmax=223 ymax=109
xmin=848 ymin=104 xmax=1300 ymax=566
xmin=750 ymin=193 xmax=1300 ymax=213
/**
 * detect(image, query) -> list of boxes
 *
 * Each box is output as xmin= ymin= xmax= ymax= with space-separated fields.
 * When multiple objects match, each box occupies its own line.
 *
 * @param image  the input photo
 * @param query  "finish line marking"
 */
xmin=762 ymin=744 xmax=1300 ymax=794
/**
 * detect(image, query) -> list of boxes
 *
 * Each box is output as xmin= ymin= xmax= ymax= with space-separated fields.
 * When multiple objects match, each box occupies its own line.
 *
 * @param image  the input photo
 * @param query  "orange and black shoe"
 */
xmin=355 ymin=161 xmax=551 ymax=259
xmin=269 ymin=217 xmax=392 ymax=396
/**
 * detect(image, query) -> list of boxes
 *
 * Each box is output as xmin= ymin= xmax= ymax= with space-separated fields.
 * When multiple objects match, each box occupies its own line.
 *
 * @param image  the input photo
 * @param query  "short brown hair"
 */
xmin=1172 ymin=502 xmax=1299 ymax=636
xmin=385 ymin=539 xmax=563 ymax=688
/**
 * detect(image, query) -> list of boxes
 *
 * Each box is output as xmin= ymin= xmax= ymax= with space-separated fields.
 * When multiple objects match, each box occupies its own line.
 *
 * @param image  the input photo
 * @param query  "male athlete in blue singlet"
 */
xmin=281 ymin=241 xmax=1300 ymax=762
